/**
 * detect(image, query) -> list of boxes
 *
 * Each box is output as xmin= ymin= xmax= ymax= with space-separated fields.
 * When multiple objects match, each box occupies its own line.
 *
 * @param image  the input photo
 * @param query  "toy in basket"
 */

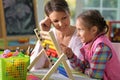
xmin=27 ymin=28 xmax=74 ymax=80
xmin=0 ymin=49 xmax=30 ymax=80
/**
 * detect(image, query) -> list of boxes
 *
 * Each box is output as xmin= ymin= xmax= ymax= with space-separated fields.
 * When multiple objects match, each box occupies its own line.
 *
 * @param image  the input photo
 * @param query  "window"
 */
xmin=77 ymin=0 xmax=120 ymax=21
xmin=66 ymin=0 xmax=76 ymax=25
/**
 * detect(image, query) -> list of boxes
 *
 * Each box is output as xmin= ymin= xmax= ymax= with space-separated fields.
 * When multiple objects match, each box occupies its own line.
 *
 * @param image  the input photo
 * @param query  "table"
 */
xmin=28 ymin=69 xmax=97 ymax=80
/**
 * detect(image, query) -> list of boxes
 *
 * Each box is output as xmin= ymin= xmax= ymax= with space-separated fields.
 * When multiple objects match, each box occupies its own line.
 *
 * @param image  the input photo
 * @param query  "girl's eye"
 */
xmin=77 ymin=28 xmax=84 ymax=32
xmin=78 ymin=28 xmax=81 ymax=31
xmin=80 ymin=29 xmax=84 ymax=32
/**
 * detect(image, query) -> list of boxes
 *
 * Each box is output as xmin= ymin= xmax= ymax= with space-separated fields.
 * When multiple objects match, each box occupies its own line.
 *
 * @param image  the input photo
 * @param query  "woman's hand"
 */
xmin=39 ymin=17 xmax=51 ymax=31
xmin=60 ymin=43 xmax=74 ymax=59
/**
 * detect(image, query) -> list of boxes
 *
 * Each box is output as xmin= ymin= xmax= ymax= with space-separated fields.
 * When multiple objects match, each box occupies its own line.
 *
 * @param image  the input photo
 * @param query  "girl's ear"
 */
xmin=91 ymin=26 xmax=98 ymax=34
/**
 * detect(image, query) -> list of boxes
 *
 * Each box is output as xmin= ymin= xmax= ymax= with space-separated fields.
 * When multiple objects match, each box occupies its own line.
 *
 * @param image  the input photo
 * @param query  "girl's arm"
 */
xmin=85 ymin=43 xmax=112 ymax=79
xmin=69 ymin=54 xmax=86 ymax=72
xmin=60 ymin=43 xmax=85 ymax=72
xmin=69 ymin=43 xmax=112 ymax=79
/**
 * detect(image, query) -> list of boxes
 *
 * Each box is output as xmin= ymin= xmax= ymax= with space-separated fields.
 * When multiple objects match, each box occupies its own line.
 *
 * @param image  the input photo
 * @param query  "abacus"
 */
xmin=27 ymin=28 xmax=74 ymax=80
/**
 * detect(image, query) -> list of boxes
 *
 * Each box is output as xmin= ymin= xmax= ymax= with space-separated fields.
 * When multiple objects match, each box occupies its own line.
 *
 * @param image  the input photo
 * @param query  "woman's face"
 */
xmin=76 ymin=18 xmax=96 ymax=43
xmin=49 ymin=11 xmax=70 ymax=32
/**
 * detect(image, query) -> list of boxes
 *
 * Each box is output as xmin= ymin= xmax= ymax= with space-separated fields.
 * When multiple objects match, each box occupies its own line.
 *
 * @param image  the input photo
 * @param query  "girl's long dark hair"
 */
xmin=77 ymin=10 xmax=109 ymax=35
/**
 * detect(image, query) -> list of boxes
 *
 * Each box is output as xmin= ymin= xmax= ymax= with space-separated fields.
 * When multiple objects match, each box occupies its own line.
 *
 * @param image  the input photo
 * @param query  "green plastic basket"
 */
xmin=0 ymin=51 xmax=3 ymax=54
xmin=0 ymin=56 xmax=30 ymax=80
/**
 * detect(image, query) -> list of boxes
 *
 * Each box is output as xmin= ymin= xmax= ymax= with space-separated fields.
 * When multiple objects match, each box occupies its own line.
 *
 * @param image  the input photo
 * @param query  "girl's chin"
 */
xmin=81 ymin=40 xmax=85 ymax=43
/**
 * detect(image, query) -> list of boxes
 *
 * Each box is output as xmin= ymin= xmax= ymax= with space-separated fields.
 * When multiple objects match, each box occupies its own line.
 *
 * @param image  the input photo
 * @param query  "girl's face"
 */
xmin=49 ymin=11 xmax=70 ymax=32
xmin=76 ymin=18 xmax=97 ymax=43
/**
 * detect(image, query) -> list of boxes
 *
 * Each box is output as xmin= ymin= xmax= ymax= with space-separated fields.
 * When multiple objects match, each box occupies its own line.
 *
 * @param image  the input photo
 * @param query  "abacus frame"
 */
xmin=27 ymin=28 xmax=74 ymax=80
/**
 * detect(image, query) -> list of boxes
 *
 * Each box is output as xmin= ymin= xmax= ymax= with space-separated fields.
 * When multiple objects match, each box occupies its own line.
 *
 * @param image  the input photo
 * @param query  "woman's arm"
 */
xmin=39 ymin=17 xmax=51 ymax=31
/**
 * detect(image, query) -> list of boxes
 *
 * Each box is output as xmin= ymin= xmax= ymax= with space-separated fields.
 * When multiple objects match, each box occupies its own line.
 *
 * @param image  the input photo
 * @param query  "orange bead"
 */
xmin=7 ymin=52 xmax=13 ymax=57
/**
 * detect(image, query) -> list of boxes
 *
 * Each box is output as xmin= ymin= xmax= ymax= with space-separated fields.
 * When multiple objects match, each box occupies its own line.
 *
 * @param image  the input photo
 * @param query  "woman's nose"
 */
xmin=58 ymin=21 xmax=63 ymax=26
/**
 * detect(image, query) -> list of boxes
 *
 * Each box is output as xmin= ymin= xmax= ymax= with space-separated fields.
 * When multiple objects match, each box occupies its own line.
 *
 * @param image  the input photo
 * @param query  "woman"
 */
xmin=30 ymin=0 xmax=82 ymax=70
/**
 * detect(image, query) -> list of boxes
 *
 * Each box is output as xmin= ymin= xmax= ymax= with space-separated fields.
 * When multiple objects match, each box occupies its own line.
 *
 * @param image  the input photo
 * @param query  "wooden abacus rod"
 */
xmin=48 ymin=31 xmax=74 ymax=80
xmin=27 ymin=49 xmax=44 ymax=71
xmin=42 ymin=53 xmax=75 ymax=80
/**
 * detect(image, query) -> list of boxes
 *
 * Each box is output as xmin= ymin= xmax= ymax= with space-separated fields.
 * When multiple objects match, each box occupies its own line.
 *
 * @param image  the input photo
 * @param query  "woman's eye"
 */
xmin=53 ymin=20 xmax=58 ymax=23
xmin=62 ymin=16 xmax=67 ymax=20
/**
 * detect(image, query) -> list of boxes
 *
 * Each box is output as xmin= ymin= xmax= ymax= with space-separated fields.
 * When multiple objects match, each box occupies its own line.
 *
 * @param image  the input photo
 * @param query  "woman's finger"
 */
xmin=39 ymin=17 xmax=51 ymax=31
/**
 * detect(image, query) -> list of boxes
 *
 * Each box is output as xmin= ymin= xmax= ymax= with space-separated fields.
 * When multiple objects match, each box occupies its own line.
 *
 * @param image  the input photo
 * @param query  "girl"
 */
xmin=61 ymin=10 xmax=120 ymax=80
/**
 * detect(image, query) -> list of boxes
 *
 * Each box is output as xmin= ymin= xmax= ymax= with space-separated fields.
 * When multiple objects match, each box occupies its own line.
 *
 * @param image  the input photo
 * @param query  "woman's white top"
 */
xmin=30 ymin=28 xmax=82 ymax=70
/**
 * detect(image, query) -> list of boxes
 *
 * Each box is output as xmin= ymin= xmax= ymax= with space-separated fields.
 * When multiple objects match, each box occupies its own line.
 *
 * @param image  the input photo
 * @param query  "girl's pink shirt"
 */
xmin=83 ymin=35 xmax=120 ymax=80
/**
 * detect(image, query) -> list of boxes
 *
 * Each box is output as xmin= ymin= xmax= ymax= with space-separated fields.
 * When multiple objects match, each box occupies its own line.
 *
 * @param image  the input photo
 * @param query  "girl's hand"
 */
xmin=60 ymin=43 xmax=74 ymax=59
xmin=39 ymin=17 xmax=51 ymax=31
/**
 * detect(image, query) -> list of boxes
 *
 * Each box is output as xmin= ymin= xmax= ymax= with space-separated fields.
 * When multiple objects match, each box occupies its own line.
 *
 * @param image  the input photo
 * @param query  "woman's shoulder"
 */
xmin=70 ymin=26 xmax=77 ymax=35
xmin=71 ymin=25 xmax=76 ymax=30
xmin=70 ymin=25 xmax=76 ymax=35
xmin=70 ymin=26 xmax=81 ymax=43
